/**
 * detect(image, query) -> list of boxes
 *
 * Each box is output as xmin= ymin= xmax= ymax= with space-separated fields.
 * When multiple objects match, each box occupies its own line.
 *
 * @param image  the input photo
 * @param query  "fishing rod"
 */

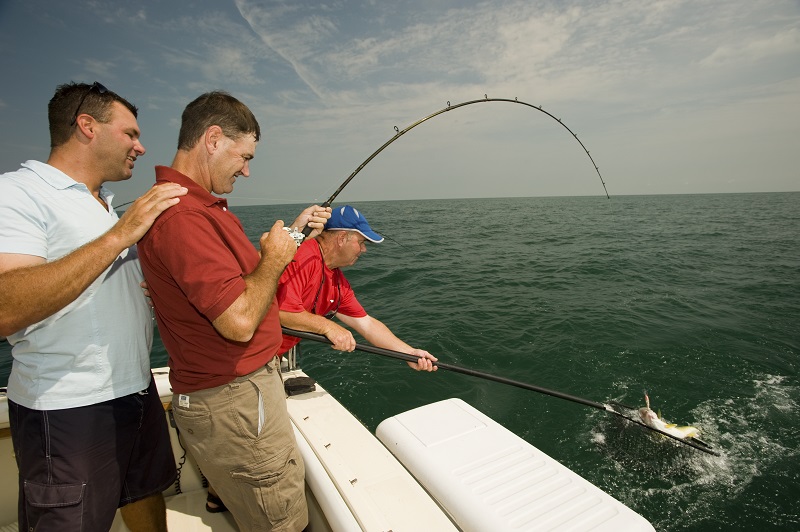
xmin=282 ymin=327 xmax=719 ymax=456
xmin=301 ymin=95 xmax=610 ymax=237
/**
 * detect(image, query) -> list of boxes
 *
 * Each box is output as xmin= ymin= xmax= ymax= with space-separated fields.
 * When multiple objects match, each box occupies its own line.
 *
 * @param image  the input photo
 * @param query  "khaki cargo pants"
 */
xmin=171 ymin=357 xmax=308 ymax=531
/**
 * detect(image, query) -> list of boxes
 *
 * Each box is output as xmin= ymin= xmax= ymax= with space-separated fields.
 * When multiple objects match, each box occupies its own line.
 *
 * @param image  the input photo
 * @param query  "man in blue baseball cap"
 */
xmin=276 ymin=205 xmax=437 ymax=371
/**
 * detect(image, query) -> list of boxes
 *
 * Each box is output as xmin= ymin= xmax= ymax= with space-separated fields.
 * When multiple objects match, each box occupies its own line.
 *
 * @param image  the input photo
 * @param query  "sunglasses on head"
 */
xmin=70 ymin=81 xmax=109 ymax=126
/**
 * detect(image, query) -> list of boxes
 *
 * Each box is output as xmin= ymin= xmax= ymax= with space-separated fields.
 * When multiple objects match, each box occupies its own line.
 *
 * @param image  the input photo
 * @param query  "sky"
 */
xmin=0 ymin=0 xmax=798 ymax=206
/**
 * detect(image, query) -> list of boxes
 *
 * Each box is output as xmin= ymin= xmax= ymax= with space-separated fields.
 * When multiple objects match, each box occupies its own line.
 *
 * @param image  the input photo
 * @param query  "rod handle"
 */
xmin=301 ymin=201 xmax=332 ymax=237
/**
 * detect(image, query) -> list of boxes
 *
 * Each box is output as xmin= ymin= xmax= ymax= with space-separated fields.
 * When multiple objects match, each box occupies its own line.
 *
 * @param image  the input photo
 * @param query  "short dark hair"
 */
xmin=48 ymin=82 xmax=138 ymax=148
xmin=177 ymin=91 xmax=261 ymax=150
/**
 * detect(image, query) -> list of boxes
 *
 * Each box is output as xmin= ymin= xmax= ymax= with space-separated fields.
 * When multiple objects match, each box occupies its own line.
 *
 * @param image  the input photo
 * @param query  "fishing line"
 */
xmin=302 ymin=95 xmax=610 ymax=236
xmin=378 ymin=232 xmax=413 ymax=253
xmin=114 ymin=196 xmax=298 ymax=210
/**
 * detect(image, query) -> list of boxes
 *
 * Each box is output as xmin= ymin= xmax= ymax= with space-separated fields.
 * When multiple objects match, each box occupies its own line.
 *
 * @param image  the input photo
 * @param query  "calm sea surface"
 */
xmin=2 ymin=193 xmax=799 ymax=530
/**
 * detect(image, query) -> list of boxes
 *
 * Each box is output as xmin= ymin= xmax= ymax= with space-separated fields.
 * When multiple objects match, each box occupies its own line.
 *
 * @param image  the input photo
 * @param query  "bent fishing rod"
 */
xmin=282 ymin=327 xmax=719 ymax=456
xmin=301 ymin=96 xmax=610 ymax=237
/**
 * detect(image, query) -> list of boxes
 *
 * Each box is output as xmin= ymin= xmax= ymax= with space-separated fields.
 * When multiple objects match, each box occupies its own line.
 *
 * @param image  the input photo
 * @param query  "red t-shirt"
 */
xmin=277 ymin=239 xmax=366 ymax=354
xmin=138 ymin=166 xmax=283 ymax=393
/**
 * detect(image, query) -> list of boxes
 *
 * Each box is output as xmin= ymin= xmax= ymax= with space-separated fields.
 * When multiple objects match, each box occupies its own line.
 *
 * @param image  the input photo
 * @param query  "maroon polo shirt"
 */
xmin=138 ymin=166 xmax=283 ymax=393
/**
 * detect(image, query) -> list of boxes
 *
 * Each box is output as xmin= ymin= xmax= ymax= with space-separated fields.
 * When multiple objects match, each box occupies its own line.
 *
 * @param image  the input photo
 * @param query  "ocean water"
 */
xmin=2 ymin=192 xmax=798 ymax=530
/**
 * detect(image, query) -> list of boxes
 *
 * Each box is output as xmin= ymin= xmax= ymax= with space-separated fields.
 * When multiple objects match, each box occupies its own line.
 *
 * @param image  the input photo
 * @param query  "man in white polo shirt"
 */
xmin=0 ymin=81 xmax=186 ymax=531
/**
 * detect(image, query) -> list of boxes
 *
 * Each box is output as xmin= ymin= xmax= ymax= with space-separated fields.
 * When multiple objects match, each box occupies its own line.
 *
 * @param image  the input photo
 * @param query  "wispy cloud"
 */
xmin=700 ymin=27 xmax=800 ymax=66
xmin=87 ymin=0 xmax=146 ymax=24
xmin=230 ymin=0 xmax=800 ymax=112
xmin=78 ymin=58 xmax=118 ymax=82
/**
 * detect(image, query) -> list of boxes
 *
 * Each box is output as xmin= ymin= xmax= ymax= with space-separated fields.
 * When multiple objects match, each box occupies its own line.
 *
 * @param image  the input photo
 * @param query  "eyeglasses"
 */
xmin=70 ymin=81 xmax=108 ymax=126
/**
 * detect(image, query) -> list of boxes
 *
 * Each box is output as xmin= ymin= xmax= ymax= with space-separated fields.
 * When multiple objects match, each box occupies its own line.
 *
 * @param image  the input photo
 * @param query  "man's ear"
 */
xmin=74 ymin=115 xmax=96 ymax=139
xmin=204 ymin=125 xmax=223 ymax=153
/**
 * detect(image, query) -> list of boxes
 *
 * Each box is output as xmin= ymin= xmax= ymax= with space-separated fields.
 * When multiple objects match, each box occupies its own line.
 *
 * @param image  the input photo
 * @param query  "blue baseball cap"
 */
xmin=326 ymin=205 xmax=384 ymax=243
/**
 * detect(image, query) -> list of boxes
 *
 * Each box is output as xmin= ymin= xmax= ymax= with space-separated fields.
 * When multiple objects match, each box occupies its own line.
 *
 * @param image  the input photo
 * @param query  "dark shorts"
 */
xmin=9 ymin=375 xmax=177 ymax=531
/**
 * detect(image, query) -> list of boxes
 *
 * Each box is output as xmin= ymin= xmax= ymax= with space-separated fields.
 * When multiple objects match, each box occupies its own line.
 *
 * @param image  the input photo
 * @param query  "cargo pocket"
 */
xmin=230 ymin=446 xmax=306 ymax=528
xmin=24 ymin=480 xmax=85 ymax=525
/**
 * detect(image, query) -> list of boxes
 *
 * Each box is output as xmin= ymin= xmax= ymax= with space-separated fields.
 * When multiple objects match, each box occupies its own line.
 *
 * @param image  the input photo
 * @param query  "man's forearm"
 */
xmin=211 ymin=253 xmax=286 ymax=342
xmin=339 ymin=314 xmax=413 ymax=353
xmin=0 ymin=231 xmax=128 ymax=336
xmin=279 ymin=310 xmax=333 ymax=335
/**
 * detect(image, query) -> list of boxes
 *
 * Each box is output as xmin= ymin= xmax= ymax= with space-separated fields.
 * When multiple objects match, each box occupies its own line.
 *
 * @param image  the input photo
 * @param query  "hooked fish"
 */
xmin=638 ymin=391 xmax=700 ymax=440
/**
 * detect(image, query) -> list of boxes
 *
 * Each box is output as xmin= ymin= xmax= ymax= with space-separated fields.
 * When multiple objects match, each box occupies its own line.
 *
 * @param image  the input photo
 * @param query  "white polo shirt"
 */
xmin=0 ymin=160 xmax=152 ymax=410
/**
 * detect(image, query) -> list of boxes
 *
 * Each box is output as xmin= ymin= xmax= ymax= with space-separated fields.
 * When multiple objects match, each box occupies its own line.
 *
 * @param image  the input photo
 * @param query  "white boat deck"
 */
xmin=284 ymin=368 xmax=458 ymax=531
xmin=111 ymin=490 xmax=238 ymax=531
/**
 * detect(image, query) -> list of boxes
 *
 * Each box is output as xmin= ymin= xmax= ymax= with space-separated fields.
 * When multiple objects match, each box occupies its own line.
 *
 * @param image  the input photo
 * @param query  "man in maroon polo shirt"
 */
xmin=138 ymin=91 xmax=329 ymax=532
